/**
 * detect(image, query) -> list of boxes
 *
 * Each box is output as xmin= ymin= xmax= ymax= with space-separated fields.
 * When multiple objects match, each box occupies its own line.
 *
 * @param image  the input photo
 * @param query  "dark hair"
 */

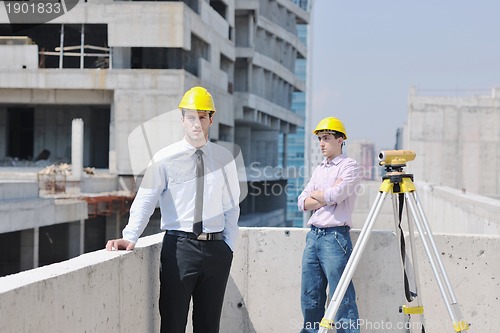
xmin=316 ymin=130 xmax=345 ymax=140
xmin=181 ymin=109 xmax=214 ymax=118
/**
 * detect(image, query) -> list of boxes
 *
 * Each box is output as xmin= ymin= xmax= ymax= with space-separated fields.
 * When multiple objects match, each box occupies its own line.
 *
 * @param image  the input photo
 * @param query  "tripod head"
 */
xmin=379 ymin=150 xmax=416 ymax=174
xmin=379 ymin=150 xmax=416 ymax=192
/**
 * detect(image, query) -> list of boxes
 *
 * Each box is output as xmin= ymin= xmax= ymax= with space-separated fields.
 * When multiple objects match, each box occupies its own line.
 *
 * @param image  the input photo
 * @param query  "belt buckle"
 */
xmin=197 ymin=233 xmax=209 ymax=241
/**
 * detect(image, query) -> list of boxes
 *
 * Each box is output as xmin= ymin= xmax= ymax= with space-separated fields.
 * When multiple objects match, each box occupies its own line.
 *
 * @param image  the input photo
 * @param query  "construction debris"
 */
xmin=37 ymin=164 xmax=70 ymax=194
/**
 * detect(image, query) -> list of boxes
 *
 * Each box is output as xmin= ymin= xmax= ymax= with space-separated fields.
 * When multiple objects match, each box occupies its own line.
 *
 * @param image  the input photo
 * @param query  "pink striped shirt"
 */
xmin=298 ymin=154 xmax=361 ymax=228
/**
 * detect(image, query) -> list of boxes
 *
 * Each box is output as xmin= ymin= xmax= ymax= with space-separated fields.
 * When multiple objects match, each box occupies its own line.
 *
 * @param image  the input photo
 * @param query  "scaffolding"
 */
xmin=38 ymin=24 xmax=111 ymax=69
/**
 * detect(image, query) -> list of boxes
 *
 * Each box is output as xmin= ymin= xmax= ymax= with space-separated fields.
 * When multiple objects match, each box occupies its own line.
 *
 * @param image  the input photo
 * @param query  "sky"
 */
xmin=310 ymin=0 xmax=500 ymax=150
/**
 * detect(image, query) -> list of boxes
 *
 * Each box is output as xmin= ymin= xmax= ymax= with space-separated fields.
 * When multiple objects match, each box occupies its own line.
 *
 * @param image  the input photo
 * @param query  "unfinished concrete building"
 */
xmin=406 ymin=87 xmax=500 ymax=200
xmin=0 ymin=0 xmax=310 ymax=276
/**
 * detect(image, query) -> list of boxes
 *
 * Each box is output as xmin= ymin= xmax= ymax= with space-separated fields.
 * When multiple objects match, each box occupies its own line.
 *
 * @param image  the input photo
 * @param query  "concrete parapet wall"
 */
xmin=353 ymin=180 xmax=500 ymax=235
xmin=0 ymin=197 xmax=55 ymax=234
xmin=0 ymin=180 xmax=39 ymax=200
xmin=415 ymin=182 xmax=500 ymax=234
xmin=0 ymin=45 xmax=38 ymax=70
xmin=414 ymin=233 xmax=500 ymax=332
xmin=1 ymin=228 xmax=494 ymax=332
xmin=229 ymin=228 xmax=403 ymax=332
xmin=0 ymin=187 xmax=88 ymax=234
xmin=54 ymin=198 xmax=88 ymax=224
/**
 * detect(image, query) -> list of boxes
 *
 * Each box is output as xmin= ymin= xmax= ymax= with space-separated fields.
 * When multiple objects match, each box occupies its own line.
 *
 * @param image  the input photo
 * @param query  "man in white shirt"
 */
xmin=106 ymin=86 xmax=240 ymax=333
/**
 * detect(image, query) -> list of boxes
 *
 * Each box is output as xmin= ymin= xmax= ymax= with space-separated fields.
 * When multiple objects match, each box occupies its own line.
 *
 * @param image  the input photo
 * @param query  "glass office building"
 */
xmin=279 ymin=22 xmax=309 ymax=227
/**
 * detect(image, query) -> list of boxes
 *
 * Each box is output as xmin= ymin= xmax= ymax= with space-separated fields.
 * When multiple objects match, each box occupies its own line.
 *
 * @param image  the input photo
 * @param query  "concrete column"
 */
xmin=71 ymin=118 xmax=84 ymax=181
xmin=111 ymin=47 xmax=131 ymax=69
xmin=20 ymin=229 xmax=34 ymax=271
xmin=109 ymin=103 xmax=117 ymax=174
xmin=80 ymin=219 xmax=85 ymax=254
xmin=33 ymin=227 xmax=39 ymax=268
xmin=247 ymin=60 xmax=252 ymax=94
xmin=68 ymin=220 xmax=85 ymax=258
xmin=80 ymin=24 xmax=85 ymax=69
xmin=59 ymin=24 xmax=64 ymax=69
xmin=282 ymin=133 xmax=287 ymax=169
xmin=0 ymin=107 xmax=7 ymax=157
xmin=115 ymin=213 xmax=121 ymax=239
xmin=249 ymin=13 xmax=254 ymax=48
xmin=109 ymin=47 xmax=113 ymax=69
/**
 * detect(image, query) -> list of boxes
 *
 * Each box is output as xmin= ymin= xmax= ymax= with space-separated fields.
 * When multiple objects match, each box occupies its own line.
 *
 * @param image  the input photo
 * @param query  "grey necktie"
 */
xmin=193 ymin=149 xmax=204 ymax=236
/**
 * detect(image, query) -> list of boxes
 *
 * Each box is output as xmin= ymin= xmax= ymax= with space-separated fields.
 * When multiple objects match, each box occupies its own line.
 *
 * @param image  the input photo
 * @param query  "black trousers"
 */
xmin=159 ymin=233 xmax=233 ymax=333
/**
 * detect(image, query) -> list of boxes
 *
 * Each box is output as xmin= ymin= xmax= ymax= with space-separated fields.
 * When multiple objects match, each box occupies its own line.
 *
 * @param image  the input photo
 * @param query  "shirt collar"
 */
xmin=182 ymin=138 xmax=208 ymax=155
xmin=320 ymin=153 xmax=345 ymax=167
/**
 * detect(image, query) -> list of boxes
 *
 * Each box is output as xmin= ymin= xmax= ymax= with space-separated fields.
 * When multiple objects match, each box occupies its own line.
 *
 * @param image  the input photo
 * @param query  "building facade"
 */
xmin=0 ymin=0 xmax=310 ymax=276
xmin=278 ymin=19 xmax=310 ymax=227
xmin=406 ymin=87 xmax=500 ymax=199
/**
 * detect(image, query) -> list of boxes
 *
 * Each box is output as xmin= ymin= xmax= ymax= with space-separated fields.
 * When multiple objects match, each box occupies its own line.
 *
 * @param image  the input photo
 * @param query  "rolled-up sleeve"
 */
xmin=297 ymin=169 xmax=318 ymax=211
xmin=297 ymin=191 xmax=308 ymax=212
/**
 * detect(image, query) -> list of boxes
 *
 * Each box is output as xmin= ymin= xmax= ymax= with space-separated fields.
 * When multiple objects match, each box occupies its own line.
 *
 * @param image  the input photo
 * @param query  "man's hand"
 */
xmin=105 ymin=239 xmax=135 ymax=251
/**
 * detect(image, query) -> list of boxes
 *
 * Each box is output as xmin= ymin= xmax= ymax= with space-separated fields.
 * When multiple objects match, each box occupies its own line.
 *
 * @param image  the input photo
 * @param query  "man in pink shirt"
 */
xmin=297 ymin=117 xmax=361 ymax=333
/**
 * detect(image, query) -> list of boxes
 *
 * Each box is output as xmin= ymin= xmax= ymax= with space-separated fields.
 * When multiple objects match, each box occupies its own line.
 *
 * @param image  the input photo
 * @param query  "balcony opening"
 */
xmin=8 ymin=107 xmax=34 ymax=161
xmin=39 ymin=224 xmax=70 ymax=267
xmin=0 ymin=24 xmax=109 ymax=69
xmin=235 ymin=15 xmax=250 ymax=47
xmin=184 ymin=33 xmax=210 ymax=77
xmin=234 ymin=58 xmax=248 ymax=91
xmin=218 ymin=124 xmax=232 ymax=142
xmin=1 ymin=105 xmax=110 ymax=168
xmin=0 ymin=231 xmax=21 ymax=278
xmin=210 ymin=0 xmax=227 ymax=19
xmin=85 ymin=216 xmax=106 ymax=253
xmin=130 ymin=47 xmax=184 ymax=69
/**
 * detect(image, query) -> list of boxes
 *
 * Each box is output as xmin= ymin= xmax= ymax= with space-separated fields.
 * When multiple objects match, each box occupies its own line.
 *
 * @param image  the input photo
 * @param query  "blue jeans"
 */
xmin=301 ymin=226 xmax=360 ymax=333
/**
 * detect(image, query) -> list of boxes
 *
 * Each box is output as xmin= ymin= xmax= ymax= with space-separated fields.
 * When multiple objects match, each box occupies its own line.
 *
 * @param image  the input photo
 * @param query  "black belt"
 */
xmin=311 ymin=225 xmax=350 ymax=233
xmin=166 ymin=230 xmax=224 ymax=241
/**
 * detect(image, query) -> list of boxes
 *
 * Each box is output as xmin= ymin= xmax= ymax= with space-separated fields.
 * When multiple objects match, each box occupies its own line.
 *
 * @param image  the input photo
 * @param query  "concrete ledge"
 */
xmin=0 ymin=198 xmax=55 ymax=233
xmin=54 ymin=198 xmax=88 ymax=223
xmin=353 ymin=180 xmax=500 ymax=235
xmin=0 ymin=180 xmax=39 ymax=200
xmin=0 ymin=228 xmax=496 ymax=332
xmin=0 ymin=233 xmax=162 ymax=333
xmin=81 ymin=174 xmax=118 ymax=193
xmin=414 ymin=233 xmax=500 ymax=332
xmin=416 ymin=182 xmax=500 ymax=234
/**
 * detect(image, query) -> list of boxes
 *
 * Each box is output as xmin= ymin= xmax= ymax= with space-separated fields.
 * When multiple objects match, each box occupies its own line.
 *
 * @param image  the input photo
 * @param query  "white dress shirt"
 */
xmin=123 ymin=139 xmax=241 ymax=250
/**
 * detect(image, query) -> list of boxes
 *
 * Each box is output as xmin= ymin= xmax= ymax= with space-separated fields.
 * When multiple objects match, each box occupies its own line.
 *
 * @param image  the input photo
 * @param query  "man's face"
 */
xmin=182 ymin=110 xmax=213 ymax=145
xmin=317 ymin=132 xmax=343 ymax=159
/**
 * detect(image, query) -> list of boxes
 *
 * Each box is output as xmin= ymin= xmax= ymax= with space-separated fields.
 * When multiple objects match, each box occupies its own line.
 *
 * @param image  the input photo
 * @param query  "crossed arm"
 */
xmin=302 ymin=178 xmax=343 ymax=211
xmin=302 ymin=191 xmax=327 ymax=210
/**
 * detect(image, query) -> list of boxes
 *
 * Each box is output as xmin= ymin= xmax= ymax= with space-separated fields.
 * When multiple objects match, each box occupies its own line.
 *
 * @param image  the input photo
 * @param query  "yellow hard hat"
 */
xmin=178 ymin=86 xmax=216 ymax=112
xmin=313 ymin=117 xmax=347 ymax=139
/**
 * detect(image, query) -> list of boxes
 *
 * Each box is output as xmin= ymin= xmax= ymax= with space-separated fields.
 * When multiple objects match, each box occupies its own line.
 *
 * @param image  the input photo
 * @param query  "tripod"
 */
xmin=318 ymin=150 xmax=469 ymax=333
